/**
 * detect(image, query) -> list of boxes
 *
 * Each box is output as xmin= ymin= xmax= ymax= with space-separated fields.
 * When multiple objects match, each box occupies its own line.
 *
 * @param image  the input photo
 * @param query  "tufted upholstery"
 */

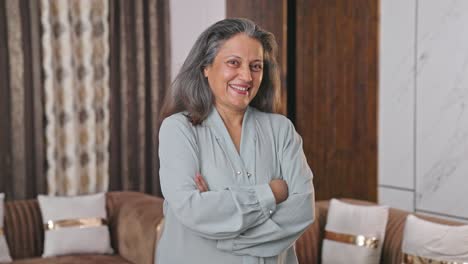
xmin=2 ymin=192 xmax=164 ymax=264
xmin=4 ymin=199 xmax=43 ymax=259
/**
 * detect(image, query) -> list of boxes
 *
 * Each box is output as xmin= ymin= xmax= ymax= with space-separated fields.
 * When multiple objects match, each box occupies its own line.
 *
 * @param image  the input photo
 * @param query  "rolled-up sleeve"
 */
xmin=159 ymin=116 xmax=276 ymax=240
xmin=217 ymin=118 xmax=315 ymax=257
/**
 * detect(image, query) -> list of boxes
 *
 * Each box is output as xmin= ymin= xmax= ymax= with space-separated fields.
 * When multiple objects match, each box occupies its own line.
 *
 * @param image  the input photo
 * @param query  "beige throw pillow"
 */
xmin=402 ymin=215 xmax=468 ymax=263
xmin=38 ymin=193 xmax=113 ymax=257
xmin=0 ymin=193 xmax=12 ymax=262
xmin=321 ymin=199 xmax=389 ymax=264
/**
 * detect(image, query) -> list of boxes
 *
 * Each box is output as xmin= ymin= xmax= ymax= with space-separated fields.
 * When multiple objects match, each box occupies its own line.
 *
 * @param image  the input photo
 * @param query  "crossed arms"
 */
xmin=159 ymin=116 xmax=315 ymax=257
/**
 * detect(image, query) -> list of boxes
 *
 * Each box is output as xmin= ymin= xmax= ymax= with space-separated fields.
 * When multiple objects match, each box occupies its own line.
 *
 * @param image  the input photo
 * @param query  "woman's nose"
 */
xmin=238 ymin=65 xmax=253 ymax=82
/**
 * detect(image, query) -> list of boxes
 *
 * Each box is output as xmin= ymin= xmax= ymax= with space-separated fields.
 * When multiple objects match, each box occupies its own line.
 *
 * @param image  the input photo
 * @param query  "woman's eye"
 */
xmin=227 ymin=60 xmax=239 ymax=66
xmin=251 ymin=64 xmax=263 ymax=72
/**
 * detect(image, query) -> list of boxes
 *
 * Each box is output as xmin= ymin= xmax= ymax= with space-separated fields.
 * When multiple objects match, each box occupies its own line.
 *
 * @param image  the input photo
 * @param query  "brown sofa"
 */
xmin=295 ymin=199 xmax=464 ymax=264
xmin=5 ymin=194 xmax=461 ymax=264
xmin=2 ymin=191 xmax=164 ymax=264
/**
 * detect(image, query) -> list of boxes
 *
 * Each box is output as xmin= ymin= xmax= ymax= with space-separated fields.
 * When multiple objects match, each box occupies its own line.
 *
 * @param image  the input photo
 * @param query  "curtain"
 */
xmin=0 ymin=0 xmax=170 ymax=199
xmin=0 ymin=0 xmax=45 ymax=200
xmin=108 ymin=0 xmax=170 ymax=197
xmin=41 ymin=0 xmax=110 ymax=195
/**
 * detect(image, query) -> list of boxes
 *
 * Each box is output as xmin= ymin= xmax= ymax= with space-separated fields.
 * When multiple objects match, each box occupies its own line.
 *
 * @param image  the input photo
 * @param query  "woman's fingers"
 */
xmin=195 ymin=173 xmax=209 ymax=192
xmin=198 ymin=174 xmax=209 ymax=191
xmin=195 ymin=176 xmax=202 ymax=191
xmin=195 ymin=175 xmax=204 ymax=192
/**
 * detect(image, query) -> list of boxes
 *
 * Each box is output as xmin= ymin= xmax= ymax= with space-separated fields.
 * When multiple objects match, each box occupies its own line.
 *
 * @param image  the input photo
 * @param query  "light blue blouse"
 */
xmin=156 ymin=106 xmax=315 ymax=264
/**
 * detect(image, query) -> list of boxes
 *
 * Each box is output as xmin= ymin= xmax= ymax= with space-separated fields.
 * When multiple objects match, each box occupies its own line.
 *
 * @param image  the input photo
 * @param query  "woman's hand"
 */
xmin=195 ymin=173 xmax=209 ymax=192
xmin=195 ymin=174 xmax=289 ymax=205
xmin=269 ymin=179 xmax=288 ymax=204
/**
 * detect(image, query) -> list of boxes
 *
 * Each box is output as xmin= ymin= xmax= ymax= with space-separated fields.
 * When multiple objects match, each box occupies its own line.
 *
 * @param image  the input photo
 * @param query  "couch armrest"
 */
xmin=295 ymin=200 xmax=329 ymax=264
xmin=107 ymin=192 xmax=164 ymax=264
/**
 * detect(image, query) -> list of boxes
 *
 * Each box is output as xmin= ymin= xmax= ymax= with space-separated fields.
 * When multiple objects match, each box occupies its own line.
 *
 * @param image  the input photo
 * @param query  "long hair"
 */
xmin=161 ymin=18 xmax=281 ymax=125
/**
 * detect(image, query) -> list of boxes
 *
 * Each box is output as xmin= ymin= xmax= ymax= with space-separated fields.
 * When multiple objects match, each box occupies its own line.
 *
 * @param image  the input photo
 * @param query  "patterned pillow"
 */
xmin=38 ymin=193 xmax=113 ymax=257
xmin=402 ymin=215 xmax=468 ymax=263
xmin=321 ymin=199 xmax=389 ymax=264
xmin=0 ymin=193 xmax=12 ymax=262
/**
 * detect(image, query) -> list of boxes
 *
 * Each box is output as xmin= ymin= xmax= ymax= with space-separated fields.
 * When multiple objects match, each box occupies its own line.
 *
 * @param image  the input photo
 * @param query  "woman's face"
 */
xmin=204 ymin=33 xmax=264 ymax=113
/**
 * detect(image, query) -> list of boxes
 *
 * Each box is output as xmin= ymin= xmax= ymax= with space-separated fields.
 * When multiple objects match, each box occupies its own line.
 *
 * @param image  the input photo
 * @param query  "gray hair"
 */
xmin=161 ymin=18 xmax=281 ymax=125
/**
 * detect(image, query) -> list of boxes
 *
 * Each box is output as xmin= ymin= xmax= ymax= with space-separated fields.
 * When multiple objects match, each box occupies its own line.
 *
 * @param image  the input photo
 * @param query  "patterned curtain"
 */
xmin=108 ymin=0 xmax=170 ymax=197
xmin=41 ymin=0 xmax=110 ymax=195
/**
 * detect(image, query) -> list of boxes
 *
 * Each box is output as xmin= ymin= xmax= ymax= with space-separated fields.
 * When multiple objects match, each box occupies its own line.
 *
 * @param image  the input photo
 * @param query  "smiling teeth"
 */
xmin=230 ymin=85 xmax=249 ymax=91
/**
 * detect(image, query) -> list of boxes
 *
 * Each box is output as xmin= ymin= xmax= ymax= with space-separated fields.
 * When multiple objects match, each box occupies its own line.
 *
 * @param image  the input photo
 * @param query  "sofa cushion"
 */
xmin=402 ymin=215 xmax=468 ymax=263
xmin=10 ymin=254 xmax=131 ymax=264
xmin=321 ymin=199 xmax=389 ymax=264
xmin=38 ymin=193 xmax=113 ymax=257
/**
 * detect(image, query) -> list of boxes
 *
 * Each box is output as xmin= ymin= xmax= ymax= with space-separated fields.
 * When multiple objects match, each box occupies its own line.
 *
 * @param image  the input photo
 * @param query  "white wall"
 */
xmin=379 ymin=0 xmax=468 ymax=223
xmin=170 ymin=0 xmax=226 ymax=80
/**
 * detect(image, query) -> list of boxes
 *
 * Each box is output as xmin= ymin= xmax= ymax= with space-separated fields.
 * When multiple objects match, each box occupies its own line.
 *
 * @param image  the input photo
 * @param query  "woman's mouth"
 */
xmin=228 ymin=84 xmax=250 ymax=95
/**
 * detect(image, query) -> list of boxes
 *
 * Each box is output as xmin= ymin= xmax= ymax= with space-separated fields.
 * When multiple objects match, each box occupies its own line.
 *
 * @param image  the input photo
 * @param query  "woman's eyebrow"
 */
xmin=223 ymin=55 xmax=241 ymax=59
xmin=223 ymin=55 xmax=263 ymax=62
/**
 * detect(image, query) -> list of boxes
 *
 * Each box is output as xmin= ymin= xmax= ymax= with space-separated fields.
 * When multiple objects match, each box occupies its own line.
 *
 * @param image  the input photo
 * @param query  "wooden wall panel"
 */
xmin=226 ymin=0 xmax=288 ymax=114
xmin=296 ymin=0 xmax=378 ymax=201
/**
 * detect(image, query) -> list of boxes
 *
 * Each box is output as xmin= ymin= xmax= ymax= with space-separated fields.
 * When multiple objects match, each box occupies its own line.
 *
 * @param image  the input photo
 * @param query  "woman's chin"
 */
xmin=222 ymin=102 xmax=250 ymax=112
xmin=232 ymin=101 xmax=251 ymax=111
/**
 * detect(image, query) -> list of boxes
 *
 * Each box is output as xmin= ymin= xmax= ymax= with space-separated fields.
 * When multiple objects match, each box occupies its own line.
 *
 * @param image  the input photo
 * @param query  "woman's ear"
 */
xmin=203 ymin=66 xmax=209 ymax=78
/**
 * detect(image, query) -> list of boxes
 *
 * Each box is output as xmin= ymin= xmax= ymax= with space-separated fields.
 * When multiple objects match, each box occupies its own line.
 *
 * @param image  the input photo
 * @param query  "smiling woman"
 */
xmin=203 ymin=34 xmax=264 ymax=114
xmin=157 ymin=18 xmax=315 ymax=264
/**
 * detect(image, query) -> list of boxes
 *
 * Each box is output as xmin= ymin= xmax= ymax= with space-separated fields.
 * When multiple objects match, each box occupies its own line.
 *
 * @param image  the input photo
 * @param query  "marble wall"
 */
xmin=379 ymin=0 xmax=468 ymax=223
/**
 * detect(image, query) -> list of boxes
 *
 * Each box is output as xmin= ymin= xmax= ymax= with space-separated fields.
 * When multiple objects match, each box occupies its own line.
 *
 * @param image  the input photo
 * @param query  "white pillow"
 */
xmin=321 ymin=199 xmax=389 ymax=264
xmin=0 ymin=193 xmax=12 ymax=262
xmin=402 ymin=215 xmax=468 ymax=263
xmin=38 ymin=193 xmax=113 ymax=257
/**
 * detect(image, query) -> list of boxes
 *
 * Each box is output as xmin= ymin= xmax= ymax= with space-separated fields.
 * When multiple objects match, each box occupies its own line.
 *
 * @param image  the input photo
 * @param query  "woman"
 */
xmin=157 ymin=18 xmax=314 ymax=264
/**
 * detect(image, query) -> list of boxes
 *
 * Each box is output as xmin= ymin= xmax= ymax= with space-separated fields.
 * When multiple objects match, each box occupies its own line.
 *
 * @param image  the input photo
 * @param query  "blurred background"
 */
xmin=0 ymin=0 xmax=467 ymax=223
